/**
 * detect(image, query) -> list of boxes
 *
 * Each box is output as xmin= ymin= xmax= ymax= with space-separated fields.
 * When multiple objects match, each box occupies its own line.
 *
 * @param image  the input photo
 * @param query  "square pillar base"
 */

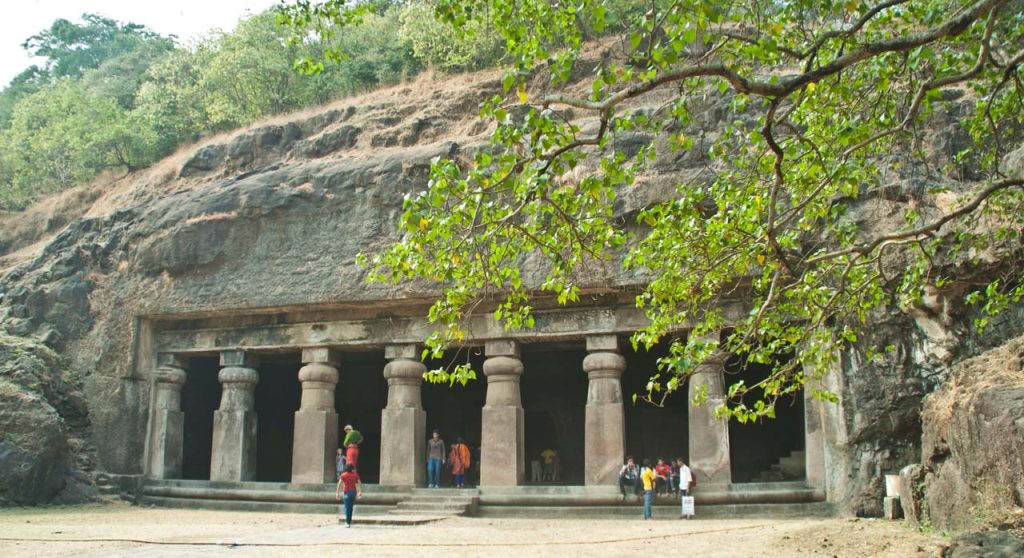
xmin=149 ymin=409 xmax=184 ymax=479
xmin=211 ymin=410 xmax=257 ymax=482
xmin=291 ymin=410 xmax=339 ymax=484
xmin=379 ymin=407 xmax=425 ymax=486
xmin=585 ymin=402 xmax=624 ymax=486
xmin=481 ymin=405 xmax=524 ymax=486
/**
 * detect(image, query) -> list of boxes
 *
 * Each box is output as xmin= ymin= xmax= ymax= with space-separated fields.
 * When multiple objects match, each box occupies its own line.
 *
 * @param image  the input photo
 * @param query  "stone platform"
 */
xmin=138 ymin=479 xmax=830 ymax=519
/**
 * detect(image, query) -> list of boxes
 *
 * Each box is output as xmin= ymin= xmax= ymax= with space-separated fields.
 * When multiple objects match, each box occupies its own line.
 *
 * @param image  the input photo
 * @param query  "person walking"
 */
xmin=449 ymin=437 xmax=471 ymax=488
xmin=640 ymin=459 xmax=657 ymax=520
xmin=342 ymin=425 xmax=363 ymax=469
xmin=334 ymin=463 xmax=362 ymax=527
xmin=426 ymin=429 xmax=446 ymax=488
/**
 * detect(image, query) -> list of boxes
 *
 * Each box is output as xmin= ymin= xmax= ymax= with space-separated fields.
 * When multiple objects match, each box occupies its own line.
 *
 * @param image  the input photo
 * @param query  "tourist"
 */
xmin=530 ymin=454 xmax=543 ymax=483
xmin=670 ymin=458 xmax=681 ymax=495
xmin=342 ymin=424 xmax=363 ymax=468
xmin=449 ymin=436 xmax=471 ymax=488
xmin=426 ymin=429 xmax=446 ymax=488
xmin=335 ymin=448 xmax=345 ymax=480
xmin=335 ymin=463 xmax=362 ymax=527
xmin=677 ymin=458 xmax=693 ymax=496
xmin=540 ymin=447 xmax=557 ymax=481
xmin=618 ymin=456 xmax=640 ymax=499
xmin=640 ymin=459 xmax=657 ymax=519
xmin=655 ymin=458 xmax=672 ymax=495
xmin=678 ymin=458 xmax=694 ymax=519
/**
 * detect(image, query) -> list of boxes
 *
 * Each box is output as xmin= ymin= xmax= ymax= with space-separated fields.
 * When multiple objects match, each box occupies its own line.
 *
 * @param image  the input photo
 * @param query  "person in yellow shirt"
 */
xmin=640 ymin=459 xmax=657 ymax=519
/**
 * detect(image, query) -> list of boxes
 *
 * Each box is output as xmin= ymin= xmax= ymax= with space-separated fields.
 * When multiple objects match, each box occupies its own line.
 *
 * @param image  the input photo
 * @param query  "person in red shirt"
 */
xmin=654 ymin=458 xmax=672 ymax=495
xmin=335 ymin=463 xmax=362 ymax=527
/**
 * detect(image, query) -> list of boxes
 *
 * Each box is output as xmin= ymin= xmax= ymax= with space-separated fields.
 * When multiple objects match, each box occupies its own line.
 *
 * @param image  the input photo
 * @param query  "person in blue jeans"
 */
xmin=640 ymin=459 xmax=657 ymax=520
xmin=426 ymin=429 xmax=446 ymax=488
xmin=335 ymin=463 xmax=362 ymax=527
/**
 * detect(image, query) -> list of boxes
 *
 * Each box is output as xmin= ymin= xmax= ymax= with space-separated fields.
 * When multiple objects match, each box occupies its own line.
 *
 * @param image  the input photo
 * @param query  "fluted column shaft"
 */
xmin=211 ymin=350 xmax=259 ymax=482
xmin=379 ymin=344 xmax=426 ymax=486
xmin=149 ymin=354 xmax=187 ymax=479
xmin=480 ymin=340 xmax=525 ymax=487
xmin=583 ymin=335 xmax=626 ymax=486
xmin=291 ymin=348 xmax=340 ymax=484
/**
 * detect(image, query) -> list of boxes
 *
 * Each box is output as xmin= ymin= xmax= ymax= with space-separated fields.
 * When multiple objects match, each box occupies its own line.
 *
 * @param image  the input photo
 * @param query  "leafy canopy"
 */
xmin=287 ymin=0 xmax=1024 ymax=420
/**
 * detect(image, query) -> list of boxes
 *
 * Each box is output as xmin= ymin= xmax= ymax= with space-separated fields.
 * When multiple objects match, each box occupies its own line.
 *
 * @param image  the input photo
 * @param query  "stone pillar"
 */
xmin=583 ymin=335 xmax=627 ymax=486
xmin=480 ymin=340 xmax=525 ymax=486
xmin=290 ymin=348 xmax=340 ymax=484
xmin=687 ymin=342 xmax=732 ymax=486
xmin=379 ymin=344 xmax=426 ymax=487
xmin=149 ymin=353 xmax=187 ymax=479
xmin=210 ymin=350 xmax=259 ymax=482
xmin=804 ymin=375 xmax=827 ymax=490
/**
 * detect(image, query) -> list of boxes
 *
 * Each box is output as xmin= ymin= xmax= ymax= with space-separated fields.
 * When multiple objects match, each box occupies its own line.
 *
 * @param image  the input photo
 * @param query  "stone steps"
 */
xmin=755 ymin=450 xmax=806 ymax=482
xmin=390 ymin=488 xmax=480 ymax=517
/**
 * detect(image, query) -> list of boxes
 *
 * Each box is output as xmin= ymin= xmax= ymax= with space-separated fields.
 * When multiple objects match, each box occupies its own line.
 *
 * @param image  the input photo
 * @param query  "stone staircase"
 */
xmin=756 ymin=450 xmax=806 ymax=482
xmin=390 ymin=488 xmax=480 ymax=517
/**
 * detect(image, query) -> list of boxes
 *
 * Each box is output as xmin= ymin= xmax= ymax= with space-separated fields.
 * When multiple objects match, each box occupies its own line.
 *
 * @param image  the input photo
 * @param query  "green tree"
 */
xmin=21 ymin=13 xmax=173 ymax=79
xmin=285 ymin=0 xmax=1024 ymax=419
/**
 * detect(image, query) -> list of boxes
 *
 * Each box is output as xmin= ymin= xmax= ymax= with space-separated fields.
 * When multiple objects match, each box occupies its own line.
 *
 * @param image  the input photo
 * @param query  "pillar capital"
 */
xmin=220 ymin=350 xmax=259 ymax=369
xmin=157 ymin=352 xmax=187 ymax=369
xmin=485 ymin=339 xmax=520 ymax=359
xmin=582 ymin=351 xmax=626 ymax=379
xmin=585 ymin=334 xmax=620 ymax=353
xmin=302 ymin=347 xmax=340 ymax=366
xmin=297 ymin=362 xmax=339 ymax=385
xmin=384 ymin=343 xmax=419 ymax=361
xmin=218 ymin=366 xmax=259 ymax=386
xmin=155 ymin=365 xmax=187 ymax=386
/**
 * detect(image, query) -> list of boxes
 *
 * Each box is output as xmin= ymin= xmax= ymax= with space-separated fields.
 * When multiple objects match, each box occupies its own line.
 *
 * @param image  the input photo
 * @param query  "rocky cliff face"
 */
xmin=901 ymin=335 xmax=1024 ymax=533
xmin=0 ymin=64 xmax=1020 ymax=524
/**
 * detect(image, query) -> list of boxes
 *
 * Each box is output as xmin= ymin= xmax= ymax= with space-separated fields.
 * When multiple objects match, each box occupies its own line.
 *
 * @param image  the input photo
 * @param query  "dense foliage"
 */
xmin=287 ymin=0 xmax=1024 ymax=419
xmin=0 ymin=3 xmax=497 ymax=211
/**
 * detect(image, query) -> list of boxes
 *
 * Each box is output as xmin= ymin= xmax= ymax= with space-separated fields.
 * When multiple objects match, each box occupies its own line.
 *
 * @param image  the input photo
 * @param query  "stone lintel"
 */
xmin=220 ymin=350 xmax=259 ymax=368
xmin=691 ymin=330 xmax=721 ymax=345
xmin=485 ymin=339 xmax=520 ymax=358
xmin=585 ymin=334 xmax=620 ymax=353
xmin=301 ymin=347 xmax=341 ymax=366
xmin=384 ymin=344 xmax=419 ymax=361
xmin=156 ymin=352 xmax=187 ymax=368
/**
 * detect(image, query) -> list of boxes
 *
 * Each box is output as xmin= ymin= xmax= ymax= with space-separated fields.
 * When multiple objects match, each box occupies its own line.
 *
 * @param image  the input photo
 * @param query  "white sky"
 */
xmin=2 ymin=0 xmax=279 ymax=86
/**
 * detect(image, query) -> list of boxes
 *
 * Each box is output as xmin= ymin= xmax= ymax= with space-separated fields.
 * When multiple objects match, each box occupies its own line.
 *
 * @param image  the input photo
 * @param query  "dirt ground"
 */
xmin=0 ymin=502 xmax=946 ymax=558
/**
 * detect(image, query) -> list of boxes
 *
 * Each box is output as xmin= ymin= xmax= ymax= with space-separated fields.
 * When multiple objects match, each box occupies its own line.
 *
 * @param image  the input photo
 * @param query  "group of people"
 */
xmin=529 ymin=448 xmax=562 ymax=482
xmin=336 ymin=423 xmax=698 ymax=525
xmin=426 ymin=429 xmax=475 ymax=488
xmin=334 ymin=426 xmax=479 ymax=527
xmin=619 ymin=456 xmax=695 ymax=520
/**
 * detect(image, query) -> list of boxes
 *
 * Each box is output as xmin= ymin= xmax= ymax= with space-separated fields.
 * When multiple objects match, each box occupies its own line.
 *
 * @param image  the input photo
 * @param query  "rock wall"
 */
xmin=901 ymin=336 xmax=1024 ymax=532
xmin=0 ymin=64 xmax=1020 ymax=516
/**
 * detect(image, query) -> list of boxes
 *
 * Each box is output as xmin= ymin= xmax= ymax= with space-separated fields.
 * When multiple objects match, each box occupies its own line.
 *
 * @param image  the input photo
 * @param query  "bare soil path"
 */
xmin=0 ymin=502 xmax=945 ymax=557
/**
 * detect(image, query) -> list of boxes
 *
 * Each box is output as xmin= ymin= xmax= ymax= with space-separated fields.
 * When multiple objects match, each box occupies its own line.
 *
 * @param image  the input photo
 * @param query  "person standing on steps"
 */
xmin=335 ymin=463 xmax=362 ymax=528
xmin=335 ymin=448 xmax=345 ymax=480
xmin=449 ymin=437 xmax=471 ymax=488
xmin=342 ymin=425 xmax=363 ymax=469
xmin=426 ymin=429 xmax=446 ymax=488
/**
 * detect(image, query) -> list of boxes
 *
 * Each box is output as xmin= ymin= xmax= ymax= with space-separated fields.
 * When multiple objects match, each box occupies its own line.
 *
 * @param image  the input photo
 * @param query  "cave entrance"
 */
xmin=726 ymin=354 xmax=805 ymax=483
xmin=622 ymin=341 xmax=690 ymax=471
xmin=335 ymin=349 xmax=388 ymax=484
xmin=181 ymin=355 xmax=221 ymax=480
xmin=422 ymin=350 xmax=486 ymax=487
xmin=521 ymin=341 xmax=587 ymax=486
xmin=254 ymin=353 xmax=301 ymax=482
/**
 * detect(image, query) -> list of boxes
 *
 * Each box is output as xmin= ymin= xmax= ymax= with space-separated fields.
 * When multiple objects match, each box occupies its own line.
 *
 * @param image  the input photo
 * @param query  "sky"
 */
xmin=1 ymin=0 xmax=279 ymax=86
